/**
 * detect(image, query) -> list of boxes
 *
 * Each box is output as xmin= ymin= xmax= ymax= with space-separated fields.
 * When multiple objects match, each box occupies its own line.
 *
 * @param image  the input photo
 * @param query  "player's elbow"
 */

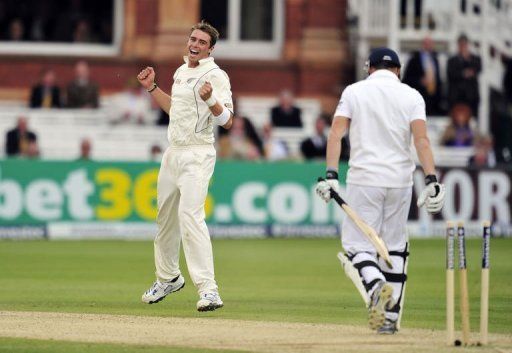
xmin=414 ymin=136 xmax=431 ymax=151
xmin=328 ymin=129 xmax=343 ymax=144
xmin=220 ymin=115 xmax=234 ymax=130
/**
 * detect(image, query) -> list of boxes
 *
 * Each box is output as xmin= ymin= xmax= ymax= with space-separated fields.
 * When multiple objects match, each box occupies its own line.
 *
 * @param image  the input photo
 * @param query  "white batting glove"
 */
xmin=315 ymin=171 xmax=340 ymax=203
xmin=417 ymin=175 xmax=445 ymax=214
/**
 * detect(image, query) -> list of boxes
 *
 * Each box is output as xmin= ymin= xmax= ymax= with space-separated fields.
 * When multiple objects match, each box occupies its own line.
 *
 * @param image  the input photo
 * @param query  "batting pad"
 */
xmin=337 ymin=252 xmax=370 ymax=307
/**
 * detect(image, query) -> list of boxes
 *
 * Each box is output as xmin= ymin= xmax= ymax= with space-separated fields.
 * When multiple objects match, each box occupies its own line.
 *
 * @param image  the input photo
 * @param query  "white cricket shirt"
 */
xmin=334 ymin=69 xmax=426 ymax=188
xmin=168 ymin=56 xmax=233 ymax=146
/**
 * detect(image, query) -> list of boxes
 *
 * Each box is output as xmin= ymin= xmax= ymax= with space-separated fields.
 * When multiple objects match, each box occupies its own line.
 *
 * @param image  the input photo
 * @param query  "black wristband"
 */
xmin=326 ymin=170 xmax=339 ymax=180
xmin=147 ymin=82 xmax=158 ymax=93
xmin=425 ymin=174 xmax=437 ymax=185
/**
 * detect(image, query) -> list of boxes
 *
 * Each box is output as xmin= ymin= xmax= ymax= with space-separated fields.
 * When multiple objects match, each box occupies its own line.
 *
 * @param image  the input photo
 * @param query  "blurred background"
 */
xmin=0 ymin=0 xmax=511 ymax=240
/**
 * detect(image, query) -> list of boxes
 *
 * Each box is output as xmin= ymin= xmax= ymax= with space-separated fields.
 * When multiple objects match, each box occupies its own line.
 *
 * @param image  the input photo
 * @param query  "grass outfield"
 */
xmin=0 ymin=337 xmax=246 ymax=353
xmin=0 ymin=238 xmax=511 ymax=351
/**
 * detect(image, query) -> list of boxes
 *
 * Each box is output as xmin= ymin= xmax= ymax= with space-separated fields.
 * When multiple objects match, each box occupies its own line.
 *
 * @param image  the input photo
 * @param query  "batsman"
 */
xmin=316 ymin=48 xmax=445 ymax=334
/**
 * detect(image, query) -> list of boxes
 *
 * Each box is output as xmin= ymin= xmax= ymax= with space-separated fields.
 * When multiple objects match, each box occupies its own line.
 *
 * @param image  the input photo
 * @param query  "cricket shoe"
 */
xmin=377 ymin=318 xmax=398 ymax=335
xmin=196 ymin=292 xmax=224 ymax=312
xmin=368 ymin=281 xmax=395 ymax=330
xmin=141 ymin=275 xmax=185 ymax=304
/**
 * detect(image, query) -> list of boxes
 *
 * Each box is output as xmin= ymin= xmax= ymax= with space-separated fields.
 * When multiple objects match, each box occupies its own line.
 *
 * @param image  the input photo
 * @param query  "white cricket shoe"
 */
xmin=377 ymin=318 xmax=398 ymax=334
xmin=141 ymin=275 xmax=185 ymax=304
xmin=196 ymin=292 xmax=224 ymax=312
xmin=368 ymin=281 xmax=395 ymax=330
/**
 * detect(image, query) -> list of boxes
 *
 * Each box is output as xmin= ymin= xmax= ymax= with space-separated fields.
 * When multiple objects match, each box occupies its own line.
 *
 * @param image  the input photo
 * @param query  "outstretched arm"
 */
xmin=137 ymin=67 xmax=171 ymax=114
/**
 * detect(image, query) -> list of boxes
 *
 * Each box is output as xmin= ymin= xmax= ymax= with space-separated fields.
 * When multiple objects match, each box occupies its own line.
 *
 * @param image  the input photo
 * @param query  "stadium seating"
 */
xmin=0 ymin=101 xmax=474 ymax=165
xmin=0 ymin=108 xmax=166 ymax=161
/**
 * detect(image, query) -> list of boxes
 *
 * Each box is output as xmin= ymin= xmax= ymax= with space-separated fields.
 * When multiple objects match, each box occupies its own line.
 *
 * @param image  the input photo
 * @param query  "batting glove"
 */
xmin=417 ymin=175 xmax=445 ymax=214
xmin=315 ymin=170 xmax=340 ymax=203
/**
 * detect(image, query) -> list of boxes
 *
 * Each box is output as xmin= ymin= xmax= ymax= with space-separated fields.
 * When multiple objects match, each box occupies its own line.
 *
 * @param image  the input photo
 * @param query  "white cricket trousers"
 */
xmin=154 ymin=144 xmax=218 ymax=295
xmin=342 ymin=184 xmax=411 ymax=254
xmin=342 ymin=184 xmax=411 ymax=319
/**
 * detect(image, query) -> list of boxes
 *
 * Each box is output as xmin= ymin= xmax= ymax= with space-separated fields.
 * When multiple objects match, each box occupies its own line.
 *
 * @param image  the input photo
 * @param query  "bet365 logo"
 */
xmin=0 ymin=167 xmax=159 ymax=222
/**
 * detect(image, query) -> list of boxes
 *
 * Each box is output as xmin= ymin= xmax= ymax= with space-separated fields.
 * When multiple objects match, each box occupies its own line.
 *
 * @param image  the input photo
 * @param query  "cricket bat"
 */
xmin=320 ymin=178 xmax=393 ymax=268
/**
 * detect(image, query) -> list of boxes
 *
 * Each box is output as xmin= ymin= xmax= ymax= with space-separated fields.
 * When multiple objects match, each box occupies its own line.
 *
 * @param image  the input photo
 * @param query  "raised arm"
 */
xmin=137 ymin=67 xmax=171 ymax=114
xmin=198 ymin=80 xmax=234 ymax=130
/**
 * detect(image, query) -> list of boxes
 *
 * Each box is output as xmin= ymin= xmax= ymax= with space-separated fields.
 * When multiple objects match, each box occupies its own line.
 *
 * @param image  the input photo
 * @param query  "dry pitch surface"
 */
xmin=1 ymin=311 xmax=511 ymax=353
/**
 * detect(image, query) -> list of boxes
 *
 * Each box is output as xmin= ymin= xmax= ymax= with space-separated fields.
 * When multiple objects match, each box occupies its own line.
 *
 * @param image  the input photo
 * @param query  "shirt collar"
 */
xmin=183 ymin=56 xmax=215 ymax=66
xmin=367 ymin=69 xmax=400 ymax=81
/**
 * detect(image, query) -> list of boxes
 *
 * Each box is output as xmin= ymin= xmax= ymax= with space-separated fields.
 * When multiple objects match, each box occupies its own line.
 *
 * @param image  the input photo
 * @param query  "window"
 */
xmin=200 ymin=0 xmax=284 ymax=60
xmin=0 ymin=0 xmax=123 ymax=57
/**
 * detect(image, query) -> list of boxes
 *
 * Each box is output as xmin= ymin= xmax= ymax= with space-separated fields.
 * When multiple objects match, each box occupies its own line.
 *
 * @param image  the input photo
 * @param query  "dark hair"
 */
xmin=458 ymin=33 xmax=468 ymax=43
xmin=190 ymin=20 xmax=219 ymax=48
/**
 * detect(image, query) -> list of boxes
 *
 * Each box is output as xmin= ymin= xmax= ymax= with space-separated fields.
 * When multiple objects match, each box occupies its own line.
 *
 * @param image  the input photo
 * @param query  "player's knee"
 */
xmin=178 ymin=208 xmax=204 ymax=226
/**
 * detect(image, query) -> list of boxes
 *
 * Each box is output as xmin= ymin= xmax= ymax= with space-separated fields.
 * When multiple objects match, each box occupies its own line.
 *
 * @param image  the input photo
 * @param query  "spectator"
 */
xmin=400 ymin=0 xmax=422 ymax=29
xmin=66 ymin=60 xmax=99 ymax=108
xmin=73 ymin=19 xmax=95 ymax=43
xmin=217 ymin=117 xmax=261 ymax=160
xmin=447 ymin=34 xmax=481 ymax=116
xmin=109 ymin=77 xmax=153 ymax=125
xmin=8 ymin=18 xmax=24 ymax=41
xmin=150 ymin=144 xmax=163 ymax=162
xmin=300 ymin=115 xmax=328 ymax=160
xmin=403 ymin=36 xmax=443 ymax=115
xmin=78 ymin=138 xmax=92 ymax=160
xmin=468 ymin=135 xmax=496 ymax=168
xmin=262 ymin=123 xmax=289 ymax=160
xmin=504 ymin=57 xmax=512 ymax=105
xmin=29 ymin=68 xmax=62 ymax=108
xmin=440 ymin=103 xmax=474 ymax=147
xmin=270 ymin=90 xmax=303 ymax=128
xmin=5 ymin=117 xmax=37 ymax=157
xmin=156 ymin=109 xmax=170 ymax=126
xmin=241 ymin=116 xmax=263 ymax=155
xmin=26 ymin=140 xmax=40 ymax=159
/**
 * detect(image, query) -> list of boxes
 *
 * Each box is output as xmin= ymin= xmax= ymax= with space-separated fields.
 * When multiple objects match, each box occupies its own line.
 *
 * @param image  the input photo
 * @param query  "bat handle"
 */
xmin=317 ymin=177 xmax=346 ymax=205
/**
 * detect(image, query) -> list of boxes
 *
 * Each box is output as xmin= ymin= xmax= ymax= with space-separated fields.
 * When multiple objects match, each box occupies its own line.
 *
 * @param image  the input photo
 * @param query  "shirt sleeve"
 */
xmin=334 ymin=86 xmax=353 ymax=119
xmin=410 ymin=90 xmax=427 ymax=122
xmin=208 ymin=69 xmax=234 ymax=113
xmin=172 ymin=67 xmax=181 ymax=80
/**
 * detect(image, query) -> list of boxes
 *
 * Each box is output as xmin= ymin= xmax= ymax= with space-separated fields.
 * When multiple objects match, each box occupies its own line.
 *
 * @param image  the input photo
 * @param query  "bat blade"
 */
xmin=342 ymin=204 xmax=393 ymax=268
xmin=317 ymin=178 xmax=393 ymax=268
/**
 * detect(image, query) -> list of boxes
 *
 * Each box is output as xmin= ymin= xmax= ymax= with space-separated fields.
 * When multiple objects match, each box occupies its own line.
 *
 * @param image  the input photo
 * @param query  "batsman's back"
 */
xmin=343 ymin=70 xmax=426 ymax=188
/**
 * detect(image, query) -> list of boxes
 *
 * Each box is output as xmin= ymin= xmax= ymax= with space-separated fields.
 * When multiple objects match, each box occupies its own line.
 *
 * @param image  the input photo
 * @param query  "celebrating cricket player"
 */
xmin=137 ymin=21 xmax=233 ymax=311
xmin=316 ymin=48 xmax=445 ymax=333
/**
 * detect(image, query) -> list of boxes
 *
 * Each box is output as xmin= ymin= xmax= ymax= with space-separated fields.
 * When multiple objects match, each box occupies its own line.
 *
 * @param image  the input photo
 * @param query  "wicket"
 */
xmin=445 ymin=221 xmax=491 ymax=347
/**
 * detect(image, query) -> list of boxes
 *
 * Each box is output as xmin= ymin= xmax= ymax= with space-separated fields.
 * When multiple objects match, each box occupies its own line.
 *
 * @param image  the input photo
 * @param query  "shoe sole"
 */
xmin=197 ymin=303 xmax=224 ymax=312
xmin=368 ymin=283 xmax=394 ymax=330
xmin=146 ymin=282 xmax=185 ymax=305
xmin=377 ymin=328 xmax=397 ymax=335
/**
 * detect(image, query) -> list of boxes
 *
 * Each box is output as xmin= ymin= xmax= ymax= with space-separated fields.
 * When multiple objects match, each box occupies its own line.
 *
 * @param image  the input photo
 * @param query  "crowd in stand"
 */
xmin=0 ymin=1 xmax=112 ymax=43
xmin=29 ymin=61 xmax=100 ymax=109
xmin=401 ymin=33 xmax=512 ymax=166
xmin=4 ymin=32 xmax=512 ymax=167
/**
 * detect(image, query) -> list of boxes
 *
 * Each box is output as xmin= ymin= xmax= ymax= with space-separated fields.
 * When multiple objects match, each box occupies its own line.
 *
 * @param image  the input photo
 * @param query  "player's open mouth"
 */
xmin=189 ymin=49 xmax=199 ymax=56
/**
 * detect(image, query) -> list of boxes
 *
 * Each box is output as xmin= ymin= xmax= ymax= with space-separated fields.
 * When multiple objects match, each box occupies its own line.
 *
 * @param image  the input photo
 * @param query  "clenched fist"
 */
xmin=198 ymin=81 xmax=213 ymax=101
xmin=137 ymin=67 xmax=155 ymax=90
